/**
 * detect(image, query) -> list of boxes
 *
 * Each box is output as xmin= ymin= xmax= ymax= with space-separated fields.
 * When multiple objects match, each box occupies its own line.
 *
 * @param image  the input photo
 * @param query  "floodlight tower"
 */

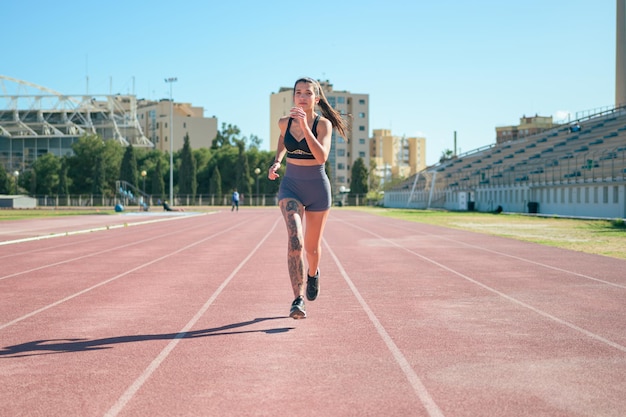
xmin=165 ymin=77 xmax=177 ymax=204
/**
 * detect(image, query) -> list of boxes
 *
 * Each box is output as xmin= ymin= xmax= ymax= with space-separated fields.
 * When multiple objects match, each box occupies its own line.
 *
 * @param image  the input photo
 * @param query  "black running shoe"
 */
xmin=306 ymin=270 xmax=319 ymax=301
xmin=289 ymin=296 xmax=306 ymax=319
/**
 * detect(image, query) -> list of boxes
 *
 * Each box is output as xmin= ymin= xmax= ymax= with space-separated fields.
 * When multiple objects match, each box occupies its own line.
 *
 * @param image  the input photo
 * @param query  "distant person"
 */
xmin=570 ymin=123 xmax=581 ymax=133
xmin=268 ymin=77 xmax=348 ymax=319
xmin=162 ymin=200 xmax=184 ymax=212
xmin=231 ymin=189 xmax=240 ymax=212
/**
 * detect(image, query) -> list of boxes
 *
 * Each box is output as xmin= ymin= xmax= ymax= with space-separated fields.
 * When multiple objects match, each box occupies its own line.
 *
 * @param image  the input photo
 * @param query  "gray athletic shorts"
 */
xmin=278 ymin=164 xmax=332 ymax=212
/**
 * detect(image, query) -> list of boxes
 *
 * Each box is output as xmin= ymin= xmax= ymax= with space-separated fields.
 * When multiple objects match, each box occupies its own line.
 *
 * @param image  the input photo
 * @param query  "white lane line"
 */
xmin=0 ymin=219 xmax=207 ymax=282
xmin=323 ymin=237 xmax=446 ymax=417
xmin=0 ymin=217 xmax=254 ymax=331
xmin=0 ymin=212 xmax=206 ymax=246
xmin=345 ymin=221 xmax=626 ymax=354
xmin=103 ymin=217 xmax=280 ymax=417
xmin=382 ymin=219 xmax=626 ymax=290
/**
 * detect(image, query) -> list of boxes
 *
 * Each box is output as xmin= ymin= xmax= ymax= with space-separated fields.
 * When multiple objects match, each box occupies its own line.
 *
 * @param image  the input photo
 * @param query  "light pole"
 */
xmin=165 ymin=77 xmax=177 ymax=204
xmin=12 ymin=170 xmax=19 ymax=195
xmin=254 ymin=167 xmax=261 ymax=206
xmin=141 ymin=170 xmax=147 ymax=192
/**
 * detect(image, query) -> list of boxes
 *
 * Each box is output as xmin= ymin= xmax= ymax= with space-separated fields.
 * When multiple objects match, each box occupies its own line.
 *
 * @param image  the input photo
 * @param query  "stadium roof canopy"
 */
xmin=0 ymin=75 xmax=152 ymax=147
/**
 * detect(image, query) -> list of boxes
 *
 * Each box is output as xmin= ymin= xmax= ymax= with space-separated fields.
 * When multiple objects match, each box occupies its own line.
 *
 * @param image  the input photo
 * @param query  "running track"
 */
xmin=1 ymin=208 xmax=624 ymax=417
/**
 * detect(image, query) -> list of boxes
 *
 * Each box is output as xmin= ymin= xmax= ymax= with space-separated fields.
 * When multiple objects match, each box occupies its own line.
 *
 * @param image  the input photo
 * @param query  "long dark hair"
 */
xmin=293 ymin=77 xmax=350 ymax=139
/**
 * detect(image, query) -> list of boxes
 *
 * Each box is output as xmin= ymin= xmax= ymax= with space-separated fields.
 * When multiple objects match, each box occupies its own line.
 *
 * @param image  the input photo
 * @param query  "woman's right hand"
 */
xmin=268 ymin=162 xmax=280 ymax=180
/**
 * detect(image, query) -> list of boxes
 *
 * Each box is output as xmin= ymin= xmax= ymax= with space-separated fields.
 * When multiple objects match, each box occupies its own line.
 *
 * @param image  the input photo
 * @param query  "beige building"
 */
xmin=370 ymin=129 xmax=426 ymax=184
xmin=495 ymin=114 xmax=555 ymax=144
xmin=137 ymin=99 xmax=218 ymax=152
xmin=270 ymin=80 xmax=369 ymax=192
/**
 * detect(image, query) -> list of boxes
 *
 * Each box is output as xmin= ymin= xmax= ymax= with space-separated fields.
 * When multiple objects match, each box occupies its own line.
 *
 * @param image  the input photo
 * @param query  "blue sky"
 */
xmin=2 ymin=1 xmax=615 ymax=165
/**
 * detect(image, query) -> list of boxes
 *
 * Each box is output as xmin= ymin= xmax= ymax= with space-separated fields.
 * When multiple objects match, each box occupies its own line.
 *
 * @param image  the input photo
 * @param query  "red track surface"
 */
xmin=1 ymin=208 xmax=624 ymax=416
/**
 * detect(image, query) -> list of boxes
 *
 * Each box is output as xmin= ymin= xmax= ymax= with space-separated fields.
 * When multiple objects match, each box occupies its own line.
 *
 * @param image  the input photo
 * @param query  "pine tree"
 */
xmin=350 ymin=157 xmax=369 ymax=195
xmin=0 ymin=164 xmax=11 ymax=194
xmin=120 ymin=144 xmax=138 ymax=189
xmin=178 ymin=133 xmax=197 ymax=200
xmin=209 ymin=165 xmax=222 ymax=202
xmin=93 ymin=153 xmax=106 ymax=195
xmin=152 ymin=158 xmax=166 ymax=200
xmin=58 ymin=157 xmax=70 ymax=196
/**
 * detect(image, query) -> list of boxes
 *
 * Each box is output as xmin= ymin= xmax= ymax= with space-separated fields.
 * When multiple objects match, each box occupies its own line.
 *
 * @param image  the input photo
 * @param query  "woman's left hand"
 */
xmin=289 ymin=107 xmax=308 ymax=127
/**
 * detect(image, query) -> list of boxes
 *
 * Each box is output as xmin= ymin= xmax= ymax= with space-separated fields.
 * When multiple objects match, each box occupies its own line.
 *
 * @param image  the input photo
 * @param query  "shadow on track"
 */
xmin=1 ymin=317 xmax=293 ymax=358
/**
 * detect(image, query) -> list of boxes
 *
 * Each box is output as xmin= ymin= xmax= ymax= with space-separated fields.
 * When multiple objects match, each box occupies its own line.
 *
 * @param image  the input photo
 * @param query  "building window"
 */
xmin=359 ymin=126 xmax=365 ymax=131
xmin=338 ymin=163 xmax=345 ymax=170
xmin=359 ymin=138 xmax=365 ymax=144
xmin=359 ymin=151 xmax=365 ymax=158
xmin=338 ymin=97 xmax=345 ymax=104
xmin=359 ymin=112 xmax=365 ymax=118
xmin=614 ymin=186 xmax=619 ymax=204
xmin=337 ymin=149 xmax=345 ymax=157
xmin=359 ymin=99 xmax=365 ymax=105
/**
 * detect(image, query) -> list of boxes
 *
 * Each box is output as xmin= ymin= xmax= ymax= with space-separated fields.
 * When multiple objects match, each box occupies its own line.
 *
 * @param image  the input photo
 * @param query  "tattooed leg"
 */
xmin=280 ymin=199 xmax=305 ymax=298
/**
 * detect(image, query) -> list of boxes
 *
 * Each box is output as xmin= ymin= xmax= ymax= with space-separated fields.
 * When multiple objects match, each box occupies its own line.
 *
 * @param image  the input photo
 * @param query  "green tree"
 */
xmin=0 ymin=164 xmax=14 ymax=194
xmin=211 ymin=123 xmax=240 ymax=149
xmin=247 ymin=133 xmax=263 ymax=150
xmin=178 ymin=133 xmax=197 ymax=199
xmin=234 ymin=139 xmax=252 ymax=197
xmin=246 ymin=148 xmax=277 ymax=198
xmin=193 ymin=148 xmax=213 ymax=195
xmin=120 ymin=144 xmax=139 ymax=189
xmin=152 ymin=157 xmax=166 ymax=200
xmin=209 ymin=165 xmax=222 ymax=202
xmin=93 ymin=153 xmax=106 ymax=195
xmin=58 ymin=157 xmax=70 ymax=196
xmin=349 ymin=157 xmax=369 ymax=195
xmin=32 ymin=153 xmax=61 ymax=195
xmin=368 ymin=158 xmax=380 ymax=192
xmin=440 ymin=149 xmax=454 ymax=162
xmin=69 ymin=134 xmax=122 ymax=196
xmin=210 ymin=145 xmax=240 ymax=193
xmin=0 ymin=164 xmax=11 ymax=194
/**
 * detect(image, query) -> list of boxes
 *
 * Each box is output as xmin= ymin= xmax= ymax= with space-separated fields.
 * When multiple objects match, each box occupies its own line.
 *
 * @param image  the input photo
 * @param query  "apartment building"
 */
xmin=495 ymin=114 xmax=555 ymax=144
xmin=370 ymin=129 xmax=426 ymax=185
xmin=269 ymin=80 xmax=369 ymax=192
xmin=137 ymin=99 xmax=218 ymax=152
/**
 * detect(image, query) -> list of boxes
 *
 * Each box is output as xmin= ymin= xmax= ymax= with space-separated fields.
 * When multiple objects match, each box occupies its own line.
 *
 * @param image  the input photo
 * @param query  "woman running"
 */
xmin=268 ymin=77 xmax=348 ymax=319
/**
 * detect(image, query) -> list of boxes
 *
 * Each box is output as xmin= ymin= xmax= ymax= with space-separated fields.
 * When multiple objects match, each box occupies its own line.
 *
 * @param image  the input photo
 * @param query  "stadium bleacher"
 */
xmin=385 ymin=106 xmax=626 ymax=218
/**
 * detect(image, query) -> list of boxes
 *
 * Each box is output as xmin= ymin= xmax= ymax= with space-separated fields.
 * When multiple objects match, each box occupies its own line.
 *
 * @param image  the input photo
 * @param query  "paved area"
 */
xmin=1 ymin=208 xmax=624 ymax=416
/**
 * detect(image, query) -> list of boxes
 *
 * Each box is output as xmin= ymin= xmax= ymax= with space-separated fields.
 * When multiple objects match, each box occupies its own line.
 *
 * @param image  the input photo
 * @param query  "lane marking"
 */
xmin=324 ymin=238 xmax=446 ymax=417
xmin=382 ymin=219 xmax=626 ymax=290
xmin=103 ymin=217 xmax=280 ymax=417
xmin=0 ymin=218 xmax=209 ymax=282
xmin=0 ymin=217 xmax=254 ymax=330
xmin=0 ymin=212 xmax=207 ymax=246
xmin=342 ymin=220 xmax=626 ymax=354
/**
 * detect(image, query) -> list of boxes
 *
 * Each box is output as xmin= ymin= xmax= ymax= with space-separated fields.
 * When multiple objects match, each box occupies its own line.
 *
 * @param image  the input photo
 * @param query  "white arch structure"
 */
xmin=0 ymin=75 xmax=153 ymax=170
